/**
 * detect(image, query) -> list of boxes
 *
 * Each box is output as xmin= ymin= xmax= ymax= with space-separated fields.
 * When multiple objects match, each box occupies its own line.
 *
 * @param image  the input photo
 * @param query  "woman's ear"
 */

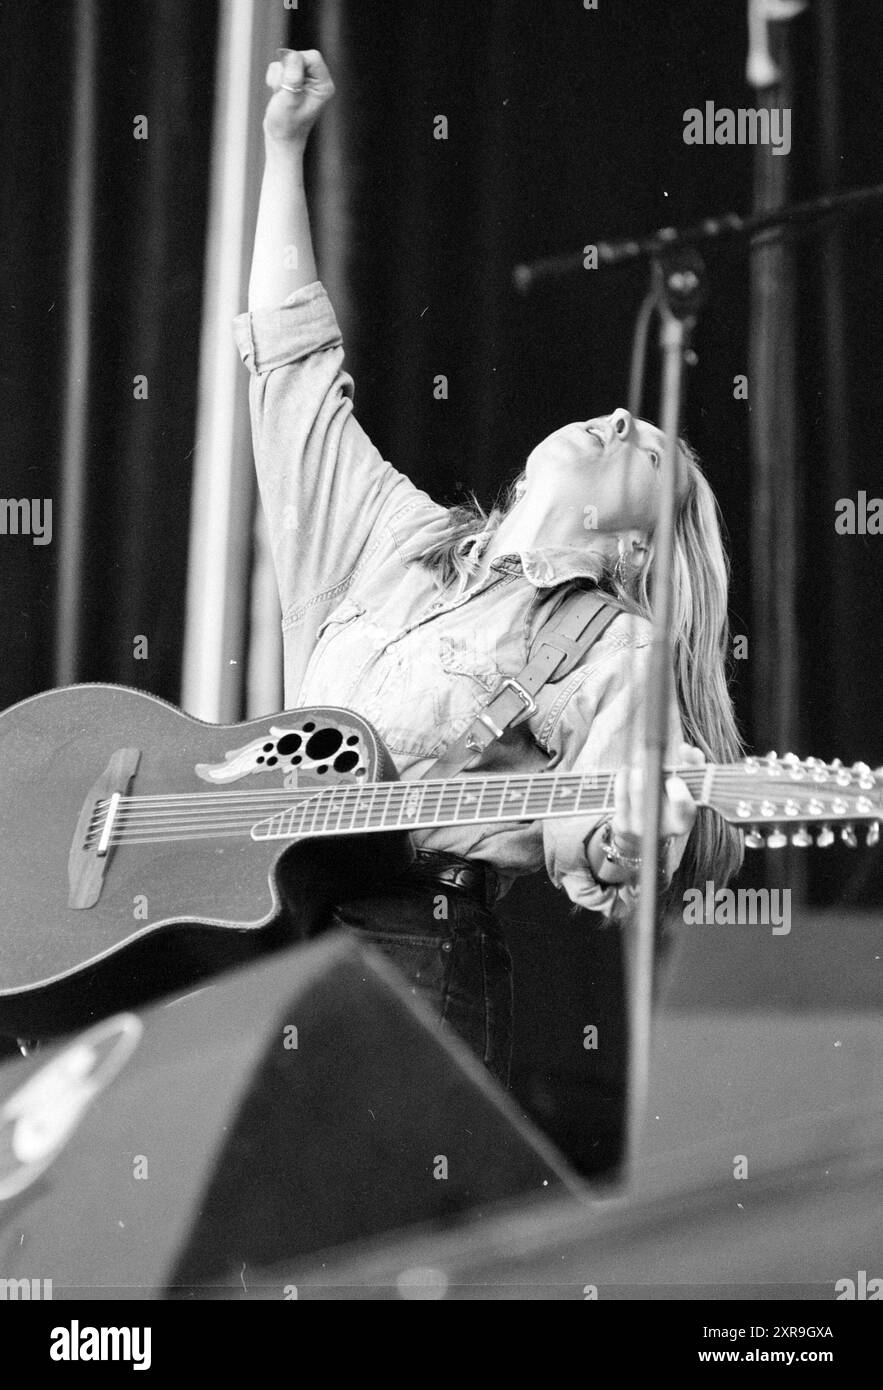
xmin=619 ymin=530 xmax=650 ymax=570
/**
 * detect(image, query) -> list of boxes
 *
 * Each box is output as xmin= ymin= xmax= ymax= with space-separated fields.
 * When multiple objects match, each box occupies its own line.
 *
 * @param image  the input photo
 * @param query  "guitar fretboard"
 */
xmin=250 ymin=768 xmax=707 ymax=841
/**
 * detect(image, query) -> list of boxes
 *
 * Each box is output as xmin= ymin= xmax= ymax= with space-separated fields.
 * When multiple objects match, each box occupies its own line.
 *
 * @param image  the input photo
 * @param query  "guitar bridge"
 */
xmin=68 ymin=748 xmax=141 ymax=909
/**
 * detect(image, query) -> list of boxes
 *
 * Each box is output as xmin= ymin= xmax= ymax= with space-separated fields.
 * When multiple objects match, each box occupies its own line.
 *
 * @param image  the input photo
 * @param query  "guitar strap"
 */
xmin=428 ymin=584 xmax=624 ymax=779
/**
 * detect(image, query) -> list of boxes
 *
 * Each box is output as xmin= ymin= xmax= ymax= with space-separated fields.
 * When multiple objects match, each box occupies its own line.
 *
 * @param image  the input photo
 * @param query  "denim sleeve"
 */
xmin=539 ymin=617 xmax=689 ymax=917
xmin=233 ymin=281 xmax=430 ymax=622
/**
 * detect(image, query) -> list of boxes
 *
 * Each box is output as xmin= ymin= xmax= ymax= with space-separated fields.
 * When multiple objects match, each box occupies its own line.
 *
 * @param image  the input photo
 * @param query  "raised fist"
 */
xmin=263 ymin=48 xmax=335 ymax=146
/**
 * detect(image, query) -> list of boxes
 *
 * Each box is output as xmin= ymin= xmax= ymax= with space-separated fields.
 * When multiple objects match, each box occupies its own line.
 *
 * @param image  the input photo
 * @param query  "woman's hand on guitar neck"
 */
xmin=586 ymin=741 xmax=704 ymax=886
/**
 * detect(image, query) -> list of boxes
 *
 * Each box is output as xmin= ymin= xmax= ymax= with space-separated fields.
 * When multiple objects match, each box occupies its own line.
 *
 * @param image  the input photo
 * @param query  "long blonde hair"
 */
xmin=415 ymin=441 xmax=745 ymax=899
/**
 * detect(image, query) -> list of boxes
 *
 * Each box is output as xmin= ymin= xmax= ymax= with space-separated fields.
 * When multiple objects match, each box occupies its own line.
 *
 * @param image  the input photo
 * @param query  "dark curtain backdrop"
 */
xmin=1 ymin=0 xmax=218 ymax=707
xmin=2 ymin=0 xmax=882 ymax=1172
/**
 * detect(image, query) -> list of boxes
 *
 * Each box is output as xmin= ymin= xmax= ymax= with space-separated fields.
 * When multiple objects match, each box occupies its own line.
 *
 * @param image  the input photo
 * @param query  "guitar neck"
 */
xmin=88 ymin=754 xmax=882 ymax=853
xmin=250 ymin=766 xmax=713 ymax=841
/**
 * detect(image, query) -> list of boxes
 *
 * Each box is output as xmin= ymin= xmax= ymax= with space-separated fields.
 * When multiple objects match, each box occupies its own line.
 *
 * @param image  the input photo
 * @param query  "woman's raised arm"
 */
xmin=248 ymin=49 xmax=334 ymax=310
xmin=235 ymin=49 xmax=440 ymax=651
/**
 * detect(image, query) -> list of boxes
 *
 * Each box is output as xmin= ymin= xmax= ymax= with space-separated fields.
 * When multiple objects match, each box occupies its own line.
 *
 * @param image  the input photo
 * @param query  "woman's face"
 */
xmin=524 ymin=408 xmax=675 ymax=534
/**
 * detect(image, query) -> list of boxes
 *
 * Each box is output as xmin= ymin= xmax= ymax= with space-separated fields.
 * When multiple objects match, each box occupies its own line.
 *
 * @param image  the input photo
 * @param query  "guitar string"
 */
xmin=86 ymin=790 xmax=875 ymax=848
xmin=89 ymin=791 xmax=867 ymax=834
xmin=85 ymin=771 xmax=690 ymax=828
xmin=97 ymin=768 xmax=692 ymax=809
xmin=94 ymin=763 xmax=854 ymax=810
xmin=92 ymin=817 xmax=877 ymax=849
xmin=84 ymin=779 xmax=870 ymax=842
xmin=86 ymin=768 xmax=861 ymax=823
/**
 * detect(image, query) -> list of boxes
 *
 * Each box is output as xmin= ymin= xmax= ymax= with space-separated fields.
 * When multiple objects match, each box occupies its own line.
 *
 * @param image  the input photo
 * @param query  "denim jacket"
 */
xmin=233 ymin=282 xmax=687 ymax=914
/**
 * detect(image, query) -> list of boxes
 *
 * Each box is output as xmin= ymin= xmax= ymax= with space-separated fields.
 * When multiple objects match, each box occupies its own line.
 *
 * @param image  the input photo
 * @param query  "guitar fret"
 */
xmin=425 ymin=780 xmax=445 ymax=824
xmin=380 ymin=782 xmax=397 ymax=830
xmin=701 ymin=764 xmax=713 ymax=806
xmin=306 ymin=790 xmax=323 ymax=836
xmin=552 ymin=778 xmax=579 ymax=813
xmin=337 ymin=785 xmax=353 ymax=832
xmin=347 ymin=785 xmax=364 ymax=832
xmin=394 ymin=781 xmax=426 ymax=828
xmin=367 ymin=778 xmax=381 ymax=828
xmin=479 ymin=779 xmax=505 ymax=820
xmin=459 ymin=781 xmax=483 ymax=818
xmin=502 ymin=778 xmax=528 ymax=818
xmin=336 ymin=784 xmax=356 ymax=832
xmin=526 ymin=776 xmax=550 ymax=814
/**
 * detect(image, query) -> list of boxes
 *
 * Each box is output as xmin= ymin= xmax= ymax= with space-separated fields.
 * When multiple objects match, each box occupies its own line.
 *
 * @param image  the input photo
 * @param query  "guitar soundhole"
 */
xmin=276 ymin=733 xmax=302 ymax=755
xmin=305 ymin=728 xmax=344 ymax=760
xmin=334 ymin=751 xmax=359 ymax=773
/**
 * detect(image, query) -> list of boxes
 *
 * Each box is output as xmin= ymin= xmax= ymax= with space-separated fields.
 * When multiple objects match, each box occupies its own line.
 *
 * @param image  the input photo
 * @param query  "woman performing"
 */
xmin=234 ymin=49 xmax=744 ymax=1087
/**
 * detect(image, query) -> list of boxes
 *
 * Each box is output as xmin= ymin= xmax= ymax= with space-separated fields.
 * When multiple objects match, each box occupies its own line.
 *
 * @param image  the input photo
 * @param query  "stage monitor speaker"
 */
xmin=260 ymin=1009 xmax=883 ymax=1300
xmin=0 ymin=933 xmax=580 ymax=1298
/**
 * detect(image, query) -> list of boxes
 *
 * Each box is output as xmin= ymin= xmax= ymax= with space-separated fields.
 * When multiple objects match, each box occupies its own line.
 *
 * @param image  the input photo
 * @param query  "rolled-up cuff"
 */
xmin=233 ymin=280 xmax=341 ymax=374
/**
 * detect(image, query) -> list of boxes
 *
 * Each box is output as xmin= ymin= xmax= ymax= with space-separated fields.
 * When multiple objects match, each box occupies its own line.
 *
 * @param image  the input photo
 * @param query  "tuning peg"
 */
xmin=766 ymin=829 xmax=788 ymax=849
xmin=830 ymin=758 xmax=843 ymax=769
xmin=816 ymin=823 xmax=835 ymax=847
xmin=791 ymin=825 xmax=813 ymax=847
xmin=867 ymin=822 xmax=880 ymax=848
xmin=744 ymin=827 xmax=765 ymax=849
xmin=841 ymin=824 xmax=858 ymax=848
xmin=852 ymin=761 xmax=871 ymax=776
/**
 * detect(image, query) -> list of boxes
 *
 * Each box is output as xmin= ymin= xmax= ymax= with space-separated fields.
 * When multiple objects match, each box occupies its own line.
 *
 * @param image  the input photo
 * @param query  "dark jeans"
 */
xmin=328 ymin=872 xmax=514 ymax=1088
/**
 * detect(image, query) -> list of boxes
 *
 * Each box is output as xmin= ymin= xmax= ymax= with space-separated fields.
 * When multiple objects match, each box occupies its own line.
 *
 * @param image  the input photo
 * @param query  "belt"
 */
xmin=402 ymin=849 xmax=501 ymax=911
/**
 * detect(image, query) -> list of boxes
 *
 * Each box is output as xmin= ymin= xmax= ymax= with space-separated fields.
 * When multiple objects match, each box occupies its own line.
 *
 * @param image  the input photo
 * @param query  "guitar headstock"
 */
xmin=710 ymin=752 xmax=883 ymax=850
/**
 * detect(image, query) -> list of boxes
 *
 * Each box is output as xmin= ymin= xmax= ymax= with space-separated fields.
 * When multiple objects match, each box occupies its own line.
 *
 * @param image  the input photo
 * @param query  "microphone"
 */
xmin=512 ymin=185 xmax=883 ymax=293
xmin=746 ymin=0 xmax=808 ymax=91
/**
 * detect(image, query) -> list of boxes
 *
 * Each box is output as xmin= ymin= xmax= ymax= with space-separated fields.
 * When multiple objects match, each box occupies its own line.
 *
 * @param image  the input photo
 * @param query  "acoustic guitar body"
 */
xmin=0 ymin=685 xmax=413 ymax=1037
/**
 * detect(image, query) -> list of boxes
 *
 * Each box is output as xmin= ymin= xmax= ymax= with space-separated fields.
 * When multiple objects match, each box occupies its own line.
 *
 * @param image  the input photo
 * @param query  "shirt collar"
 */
xmin=458 ymin=530 xmax=601 ymax=590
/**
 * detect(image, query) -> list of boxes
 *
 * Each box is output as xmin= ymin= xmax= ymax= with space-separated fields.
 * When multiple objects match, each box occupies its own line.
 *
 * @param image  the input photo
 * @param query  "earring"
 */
xmin=613 ymin=540 xmax=628 ymax=586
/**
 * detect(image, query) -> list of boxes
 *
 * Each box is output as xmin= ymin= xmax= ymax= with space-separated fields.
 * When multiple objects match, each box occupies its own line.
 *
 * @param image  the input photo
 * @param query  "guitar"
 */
xmin=1 ymin=683 xmax=880 ymax=1035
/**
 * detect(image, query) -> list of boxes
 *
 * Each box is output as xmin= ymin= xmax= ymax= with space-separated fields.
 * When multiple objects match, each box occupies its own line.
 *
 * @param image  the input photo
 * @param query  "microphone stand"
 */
xmin=622 ymin=249 xmax=706 ymax=1188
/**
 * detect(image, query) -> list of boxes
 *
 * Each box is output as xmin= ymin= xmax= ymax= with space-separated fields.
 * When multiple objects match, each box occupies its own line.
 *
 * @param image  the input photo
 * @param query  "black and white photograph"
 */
xmin=1 ymin=0 xmax=882 ymax=1342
